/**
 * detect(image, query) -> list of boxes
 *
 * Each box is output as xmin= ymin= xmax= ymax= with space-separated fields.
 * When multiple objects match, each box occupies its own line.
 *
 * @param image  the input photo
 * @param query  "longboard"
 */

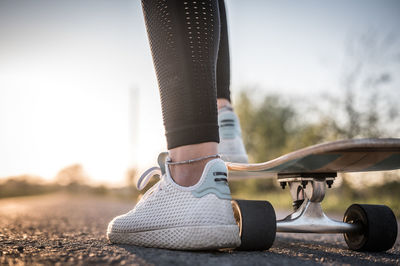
xmin=227 ymin=138 xmax=400 ymax=252
xmin=227 ymin=138 xmax=400 ymax=179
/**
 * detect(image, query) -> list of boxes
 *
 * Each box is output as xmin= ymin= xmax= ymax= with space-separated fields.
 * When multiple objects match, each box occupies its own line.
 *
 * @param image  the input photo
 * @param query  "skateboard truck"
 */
xmin=276 ymin=174 xmax=362 ymax=234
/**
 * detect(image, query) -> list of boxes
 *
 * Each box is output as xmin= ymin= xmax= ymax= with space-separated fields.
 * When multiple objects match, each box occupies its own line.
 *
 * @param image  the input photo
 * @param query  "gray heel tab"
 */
xmin=192 ymin=159 xmax=231 ymax=200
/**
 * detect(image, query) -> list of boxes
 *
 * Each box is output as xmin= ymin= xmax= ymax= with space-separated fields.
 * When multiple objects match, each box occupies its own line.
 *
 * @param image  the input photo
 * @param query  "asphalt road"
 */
xmin=0 ymin=194 xmax=399 ymax=265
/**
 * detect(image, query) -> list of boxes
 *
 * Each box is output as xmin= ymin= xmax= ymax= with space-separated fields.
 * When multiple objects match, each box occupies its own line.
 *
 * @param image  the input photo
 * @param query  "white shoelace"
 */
xmin=137 ymin=166 xmax=162 ymax=191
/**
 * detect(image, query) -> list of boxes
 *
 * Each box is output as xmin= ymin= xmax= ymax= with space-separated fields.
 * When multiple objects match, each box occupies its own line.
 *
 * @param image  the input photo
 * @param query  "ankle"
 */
xmin=169 ymin=159 xmax=214 ymax=186
xmin=217 ymin=98 xmax=232 ymax=110
xmin=169 ymin=142 xmax=218 ymax=187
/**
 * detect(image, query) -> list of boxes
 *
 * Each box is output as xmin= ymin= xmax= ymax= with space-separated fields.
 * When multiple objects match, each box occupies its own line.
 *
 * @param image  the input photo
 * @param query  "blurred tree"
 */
xmin=232 ymin=31 xmax=400 ymax=196
xmin=234 ymin=91 xmax=299 ymax=193
xmin=0 ymin=175 xmax=51 ymax=198
xmin=55 ymin=164 xmax=89 ymax=186
xmin=236 ymin=90 xmax=296 ymax=163
xmin=327 ymin=30 xmax=400 ymax=138
xmin=235 ymin=90 xmax=333 ymax=163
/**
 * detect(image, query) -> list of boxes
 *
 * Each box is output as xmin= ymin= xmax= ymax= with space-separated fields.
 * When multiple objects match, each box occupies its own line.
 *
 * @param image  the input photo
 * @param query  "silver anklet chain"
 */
xmin=166 ymin=154 xmax=220 ymax=165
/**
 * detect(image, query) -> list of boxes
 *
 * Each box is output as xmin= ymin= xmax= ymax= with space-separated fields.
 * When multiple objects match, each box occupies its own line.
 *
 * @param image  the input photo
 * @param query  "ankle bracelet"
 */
xmin=166 ymin=154 xmax=220 ymax=165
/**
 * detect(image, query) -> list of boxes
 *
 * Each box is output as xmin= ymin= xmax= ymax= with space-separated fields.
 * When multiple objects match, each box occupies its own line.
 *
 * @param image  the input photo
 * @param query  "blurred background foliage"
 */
xmin=230 ymin=87 xmax=400 ymax=216
xmin=230 ymin=31 xmax=400 ymax=216
xmin=1 ymin=31 xmax=399 ymax=216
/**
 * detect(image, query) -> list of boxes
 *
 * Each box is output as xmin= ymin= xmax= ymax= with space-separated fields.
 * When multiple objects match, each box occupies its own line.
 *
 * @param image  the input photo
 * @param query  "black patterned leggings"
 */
xmin=141 ymin=0 xmax=231 ymax=149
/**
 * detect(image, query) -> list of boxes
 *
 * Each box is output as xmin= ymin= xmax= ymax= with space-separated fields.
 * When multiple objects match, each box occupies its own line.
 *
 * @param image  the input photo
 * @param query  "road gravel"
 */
xmin=0 ymin=194 xmax=398 ymax=265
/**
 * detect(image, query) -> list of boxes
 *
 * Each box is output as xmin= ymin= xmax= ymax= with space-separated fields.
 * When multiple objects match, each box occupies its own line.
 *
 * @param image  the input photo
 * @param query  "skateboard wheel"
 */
xmin=231 ymin=199 xmax=276 ymax=250
xmin=343 ymin=204 xmax=398 ymax=252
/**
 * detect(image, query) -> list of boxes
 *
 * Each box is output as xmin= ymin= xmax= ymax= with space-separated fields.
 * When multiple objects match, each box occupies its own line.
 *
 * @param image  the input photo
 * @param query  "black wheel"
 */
xmin=231 ymin=199 xmax=276 ymax=250
xmin=343 ymin=204 xmax=398 ymax=252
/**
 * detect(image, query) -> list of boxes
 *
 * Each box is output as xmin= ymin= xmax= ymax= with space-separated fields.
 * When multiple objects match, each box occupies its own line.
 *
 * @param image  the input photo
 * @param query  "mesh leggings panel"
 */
xmin=142 ymin=0 xmax=229 ymax=149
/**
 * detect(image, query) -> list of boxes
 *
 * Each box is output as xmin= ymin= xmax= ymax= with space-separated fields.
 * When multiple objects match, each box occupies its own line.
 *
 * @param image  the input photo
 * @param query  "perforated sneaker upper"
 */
xmin=107 ymin=159 xmax=236 ymax=234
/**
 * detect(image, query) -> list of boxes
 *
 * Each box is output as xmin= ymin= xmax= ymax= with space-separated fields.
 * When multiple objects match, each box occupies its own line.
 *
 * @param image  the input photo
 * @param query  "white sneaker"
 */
xmin=107 ymin=154 xmax=240 ymax=250
xmin=218 ymin=107 xmax=248 ymax=163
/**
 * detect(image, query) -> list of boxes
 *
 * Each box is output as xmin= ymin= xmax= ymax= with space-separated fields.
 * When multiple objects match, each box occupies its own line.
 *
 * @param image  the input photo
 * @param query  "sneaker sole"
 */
xmin=107 ymin=224 xmax=240 ymax=250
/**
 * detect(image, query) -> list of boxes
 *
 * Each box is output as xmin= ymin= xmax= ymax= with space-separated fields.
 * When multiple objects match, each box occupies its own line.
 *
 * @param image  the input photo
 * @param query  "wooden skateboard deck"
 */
xmin=227 ymin=138 xmax=400 ymax=179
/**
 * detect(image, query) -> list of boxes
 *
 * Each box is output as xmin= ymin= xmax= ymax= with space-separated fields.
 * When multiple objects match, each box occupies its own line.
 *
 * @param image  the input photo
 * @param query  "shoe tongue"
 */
xmin=157 ymin=152 xmax=169 ymax=175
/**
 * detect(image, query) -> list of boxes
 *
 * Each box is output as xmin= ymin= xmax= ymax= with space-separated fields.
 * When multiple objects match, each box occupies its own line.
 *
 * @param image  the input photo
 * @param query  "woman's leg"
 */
xmin=142 ymin=0 xmax=221 ymax=185
xmin=107 ymin=0 xmax=241 ymax=250
xmin=216 ymin=0 xmax=231 ymax=107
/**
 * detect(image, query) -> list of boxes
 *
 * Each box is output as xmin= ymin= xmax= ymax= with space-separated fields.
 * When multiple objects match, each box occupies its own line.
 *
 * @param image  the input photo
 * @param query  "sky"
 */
xmin=0 ymin=0 xmax=399 ymax=185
